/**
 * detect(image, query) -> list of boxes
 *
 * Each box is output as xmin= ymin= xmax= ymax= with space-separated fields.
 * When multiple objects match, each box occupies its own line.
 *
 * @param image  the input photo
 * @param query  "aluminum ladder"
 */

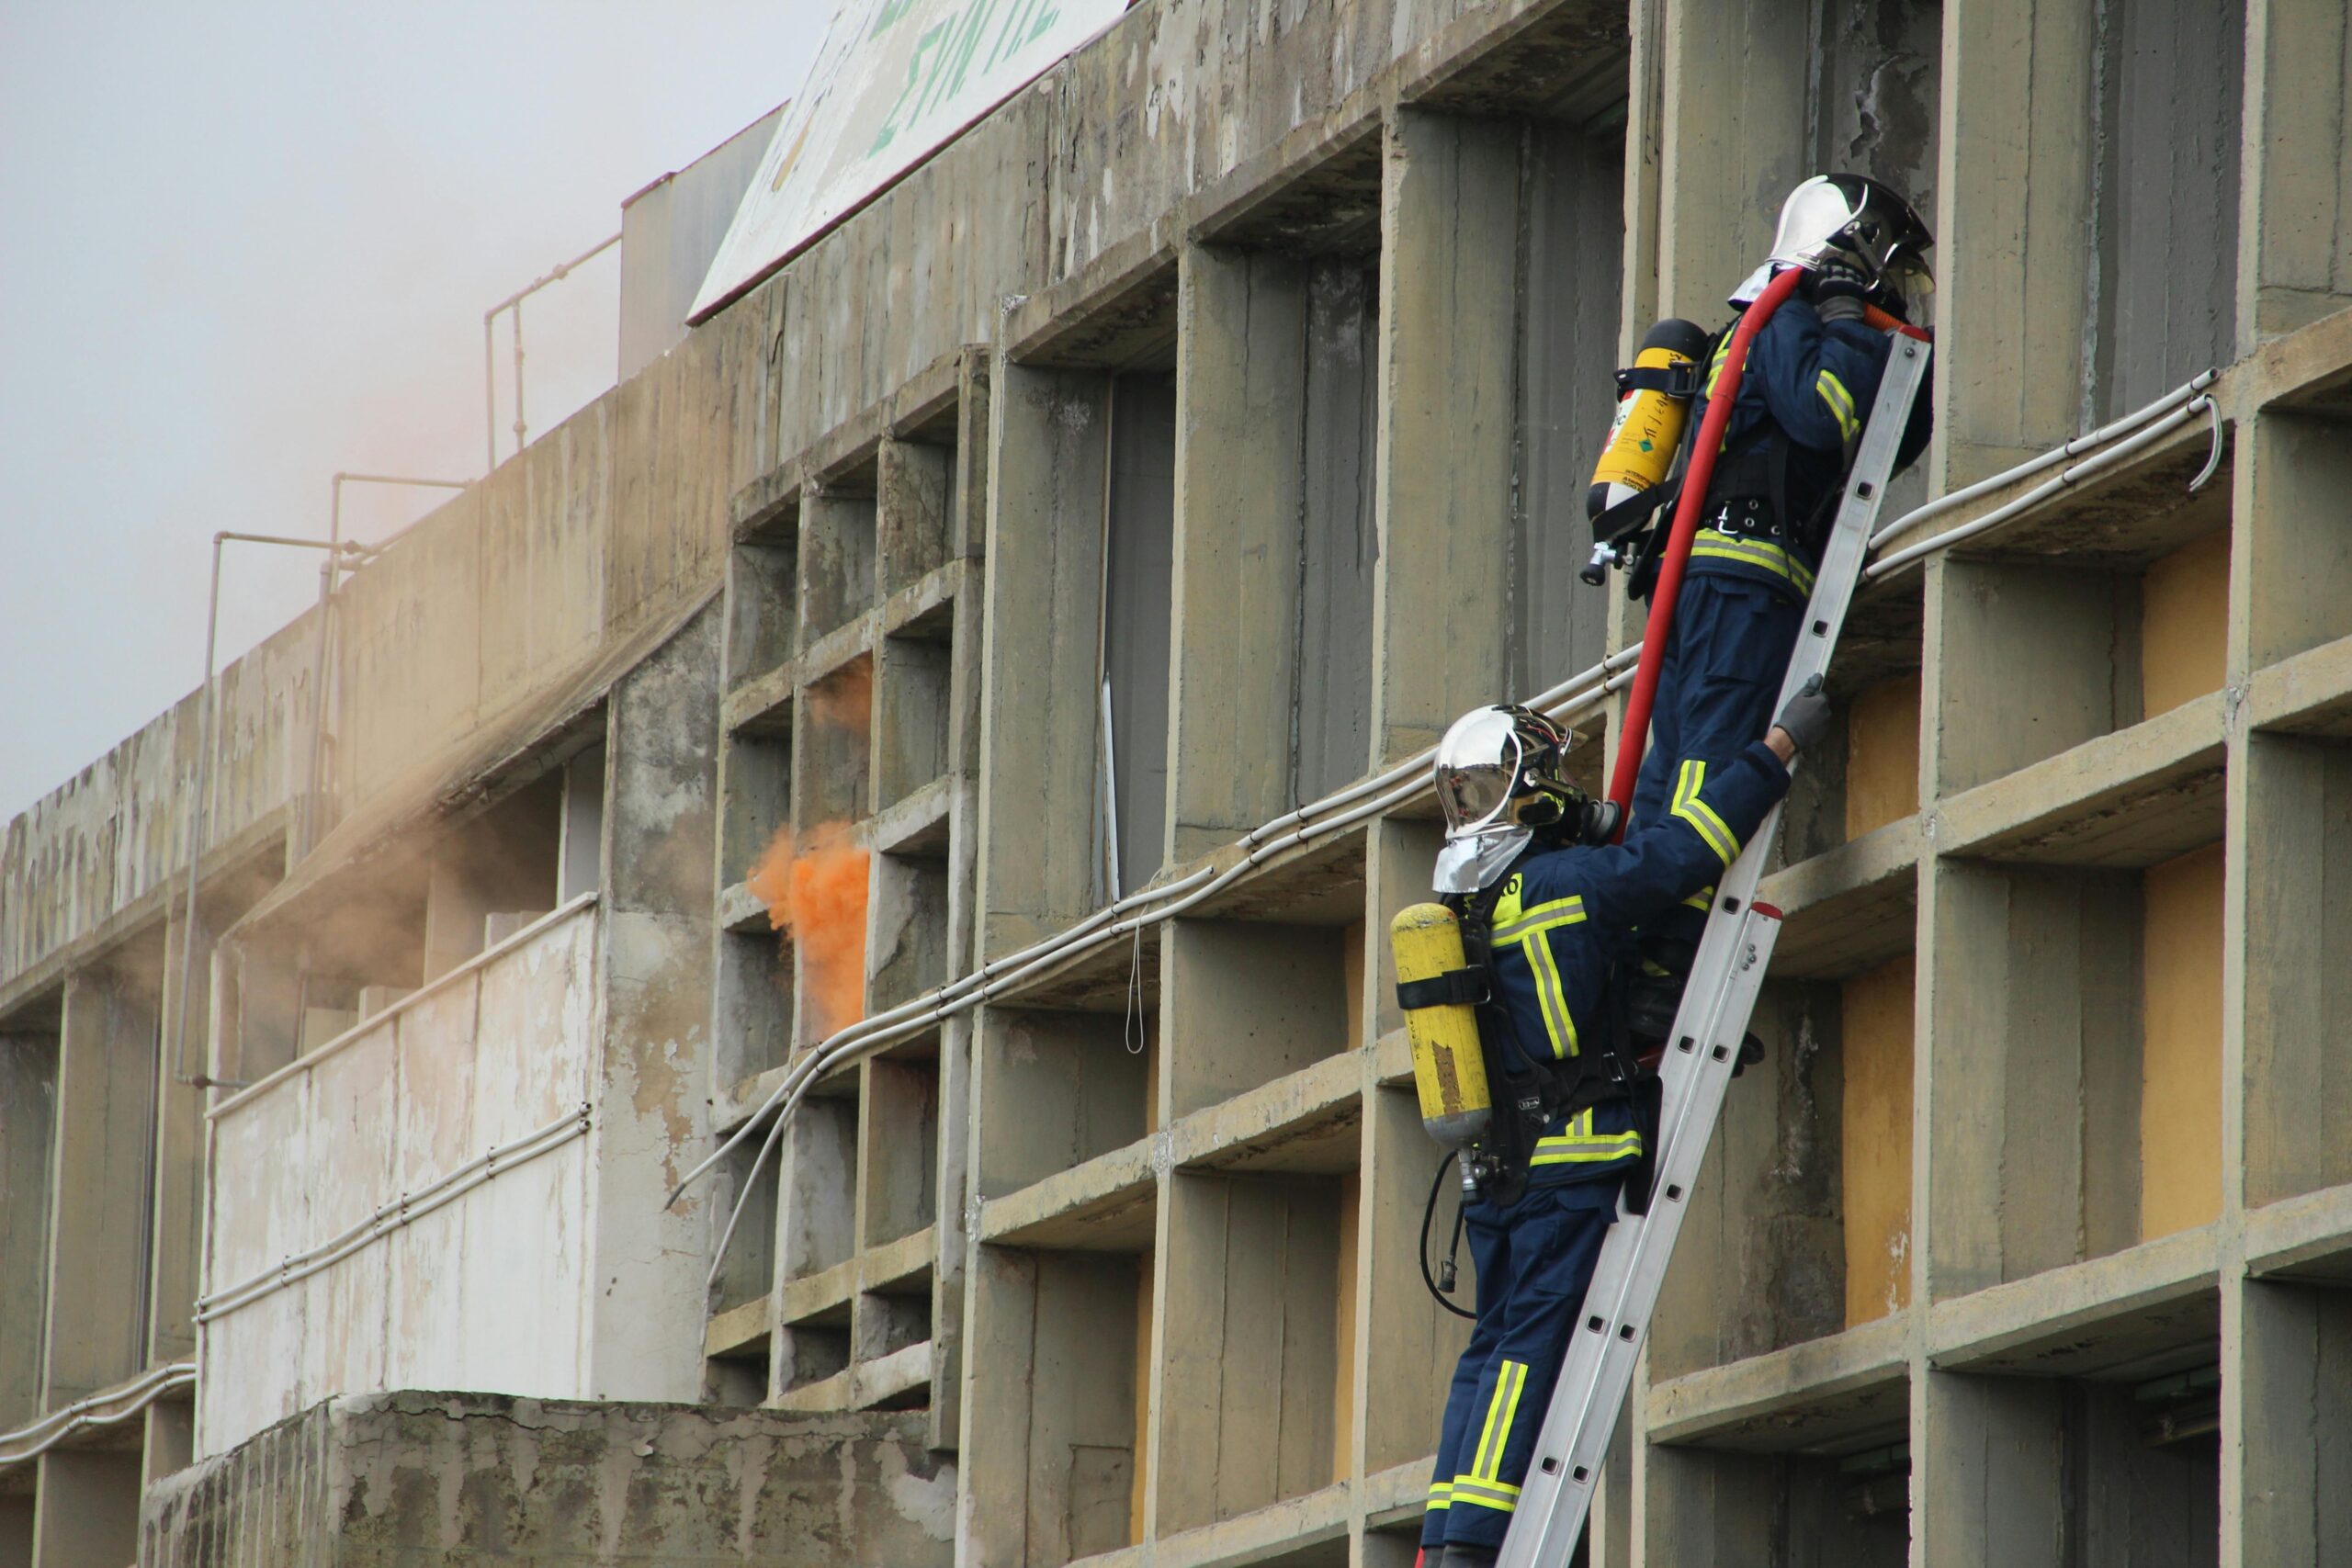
xmin=1495 ymin=330 xmax=1931 ymax=1568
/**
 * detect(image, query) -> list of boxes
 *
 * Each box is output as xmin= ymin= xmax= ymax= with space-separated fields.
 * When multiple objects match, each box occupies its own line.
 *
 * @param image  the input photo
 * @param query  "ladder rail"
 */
xmin=1494 ymin=334 xmax=1931 ymax=1568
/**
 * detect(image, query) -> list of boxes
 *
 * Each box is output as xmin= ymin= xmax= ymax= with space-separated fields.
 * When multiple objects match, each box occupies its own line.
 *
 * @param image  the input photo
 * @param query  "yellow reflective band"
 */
xmin=1682 ymin=889 xmax=1714 ymax=910
xmin=1469 ymin=1361 xmax=1516 ymax=1481
xmin=1524 ymin=935 xmax=1580 ymax=1058
xmin=1671 ymin=761 xmax=1737 ymax=866
xmin=1689 ymin=535 xmax=1818 ymax=594
xmin=1447 ymin=1476 xmax=1524 ymax=1511
xmin=1488 ymin=1359 xmax=1527 ymax=1478
xmin=1488 ymin=896 xmax=1585 ymax=948
xmin=1817 ymin=370 xmax=1860 ymax=441
xmin=1532 ymin=1108 xmax=1644 ymax=1164
xmin=1427 ymin=1479 xmax=1453 ymax=1509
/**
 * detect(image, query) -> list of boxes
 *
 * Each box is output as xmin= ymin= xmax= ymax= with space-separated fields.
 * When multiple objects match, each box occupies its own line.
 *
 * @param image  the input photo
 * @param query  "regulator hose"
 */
xmin=1420 ymin=1152 xmax=1476 ymax=1320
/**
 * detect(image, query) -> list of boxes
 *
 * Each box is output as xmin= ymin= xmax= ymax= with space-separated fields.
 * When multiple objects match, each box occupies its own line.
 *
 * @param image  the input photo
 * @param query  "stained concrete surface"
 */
xmin=141 ymin=1392 xmax=954 ymax=1567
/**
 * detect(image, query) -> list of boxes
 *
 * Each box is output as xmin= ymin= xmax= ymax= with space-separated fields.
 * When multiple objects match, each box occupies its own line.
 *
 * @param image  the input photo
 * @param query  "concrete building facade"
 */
xmin=4 ymin=0 xmax=2350 ymax=1562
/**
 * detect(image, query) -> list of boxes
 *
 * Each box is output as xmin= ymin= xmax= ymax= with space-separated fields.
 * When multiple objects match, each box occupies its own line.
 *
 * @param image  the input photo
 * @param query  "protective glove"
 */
xmin=1773 ymin=674 xmax=1834 ymax=754
xmin=1805 ymin=257 xmax=1872 ymax=325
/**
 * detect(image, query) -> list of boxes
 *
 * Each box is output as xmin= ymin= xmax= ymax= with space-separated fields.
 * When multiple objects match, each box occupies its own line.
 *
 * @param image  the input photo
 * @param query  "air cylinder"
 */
xmin=1391 ymin=903 xmax=1492 ymax=1148
xmin=1586 ymin=317 xmax=1714 ymax=528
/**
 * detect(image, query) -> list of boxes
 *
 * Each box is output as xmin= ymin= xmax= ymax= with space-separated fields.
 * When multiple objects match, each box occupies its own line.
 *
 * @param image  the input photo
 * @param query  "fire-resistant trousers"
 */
xmin=1421 ymin=1181 xmax=1620 ymax=1551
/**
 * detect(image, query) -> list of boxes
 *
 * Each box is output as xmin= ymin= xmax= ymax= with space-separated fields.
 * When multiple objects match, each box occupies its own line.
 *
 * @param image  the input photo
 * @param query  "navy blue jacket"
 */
xmin=1685 ymin=298 xmax=1933 ymax=603
xmin=1480 ymin=740 xmax=1792 ymax=1191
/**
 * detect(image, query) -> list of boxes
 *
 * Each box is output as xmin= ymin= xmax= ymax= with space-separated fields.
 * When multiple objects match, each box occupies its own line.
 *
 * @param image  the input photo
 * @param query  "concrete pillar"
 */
xmin=1167 ymin=243 xmax=1308 ymax=860
xmin=1654 ymin=0 xmax=1808 ymax=325
xmin=1935 ymin=0 xmax=2098 ymax=483
xmin=976 ymin=360 xmax=1112 ymax=955
xmin=0 ymin=1032 xmax=56 ymax=1434
xmin=28 ymin=1450 xmax=140 ymax=1568
xmin=1370 ymin=109 xmax=1521 ymax=764
xmin=41 ymin=968 xmax=157 ymax=1410
xmin=147 ymin=913 xmax=209 ymax=1371
xmin=1916 ymin=1371 xmax=2065 ymax=1568
xmin=0 ymin=1497 xmax=29 ymax=1568
xmin=2238 ymin=0 xmax=2352 ymax=343
xmin=590 ymin=610 xmax=718 ymax=1404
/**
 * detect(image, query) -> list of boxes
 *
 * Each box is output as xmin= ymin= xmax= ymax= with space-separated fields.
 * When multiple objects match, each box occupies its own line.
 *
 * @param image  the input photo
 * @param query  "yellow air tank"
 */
xmin=1391 ymin=902 xmax=1492 ymax=1148
xmin=1587 ymin=317 xmax=1714 ymax=527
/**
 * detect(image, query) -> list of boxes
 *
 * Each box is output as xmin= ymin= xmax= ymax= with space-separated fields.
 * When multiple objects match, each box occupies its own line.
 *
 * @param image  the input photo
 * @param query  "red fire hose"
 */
xmin=1602 ymin=265 xmax=1809 ymax=822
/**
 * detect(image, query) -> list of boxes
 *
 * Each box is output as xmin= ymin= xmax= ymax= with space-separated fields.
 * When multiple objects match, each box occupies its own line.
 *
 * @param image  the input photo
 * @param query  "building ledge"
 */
xmin=979 ymin=1140 xmax=1157 ymax=1252
xmin=1927 ymin=1224 xmax=2221 ymax=1378
xmin=2245 ymin=1178 xmax=2352 ymax=1283
xmin=1166 ymin=1049 xmax=1363 ymax=1176
xmin=2247 ymin=629 xmax=2352 ymax=738
xmin=1645 ymin=1313 xmax=1908 ymax=1454
xmin=1761 ymin=814 xmax=1920 ymax=979
xmin=1934 ymin=693 xmax=2226 ymax=867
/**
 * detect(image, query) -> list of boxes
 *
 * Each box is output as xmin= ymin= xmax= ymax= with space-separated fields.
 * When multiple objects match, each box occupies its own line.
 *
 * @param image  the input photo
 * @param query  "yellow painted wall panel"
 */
xmin=2141 ymin=531 xmax=2230 ymax=717
xmin=2141 ymin=843 xmax=2224 ymax=1238
xmin=1844 ymin=675 xmax=1921 ymax=840
xmin=1841 ymin=954 xmax=1915 ymax=1325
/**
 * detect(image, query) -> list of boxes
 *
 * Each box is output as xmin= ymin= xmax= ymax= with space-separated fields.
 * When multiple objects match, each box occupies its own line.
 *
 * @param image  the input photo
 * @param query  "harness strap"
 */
xmin=1397 ymin=969 xmax=1487 ymax=1010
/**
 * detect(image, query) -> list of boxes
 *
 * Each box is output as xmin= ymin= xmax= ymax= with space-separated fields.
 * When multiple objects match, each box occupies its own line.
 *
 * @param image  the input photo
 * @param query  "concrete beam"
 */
xmin=1370 ymin=108 xmax=1519 ymax=764
xmin=0 ymin=1033 xmax=53 ymax=1434
xmin=976 ymin=362 xmax=1113 ymax=957
xmin=1167 ymin=244 xmax=1308 ymax=861
xmin=40 ymin=967 xmax=155 ymax=1409
xmin=2238 ymin=0 xmax=2352 ymax=341
xmin=1936 ymin=0 xmax=2098 ymax=482
xmin=589 ymin=604 xmax=719 ymax=1404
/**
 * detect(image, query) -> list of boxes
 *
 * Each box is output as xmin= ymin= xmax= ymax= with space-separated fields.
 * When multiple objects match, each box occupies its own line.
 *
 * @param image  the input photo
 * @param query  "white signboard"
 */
xmin=692 ymin=0 xmax=1128 ymax=321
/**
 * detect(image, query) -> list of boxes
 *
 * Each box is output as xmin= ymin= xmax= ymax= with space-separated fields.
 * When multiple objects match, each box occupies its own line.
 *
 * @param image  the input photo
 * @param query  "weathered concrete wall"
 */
xmin=199 ymin=904 xmax=599 ymax=1457
xmin=143 ymin=1392 xmax=954 ymax=1567
xmin=621 ymin=107 xmax=785 ymax=382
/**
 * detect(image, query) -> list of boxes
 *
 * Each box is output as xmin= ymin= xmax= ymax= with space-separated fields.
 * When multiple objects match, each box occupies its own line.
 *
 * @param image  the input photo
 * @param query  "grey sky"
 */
xmin=0 ymin=1 xmax=824 ymax=818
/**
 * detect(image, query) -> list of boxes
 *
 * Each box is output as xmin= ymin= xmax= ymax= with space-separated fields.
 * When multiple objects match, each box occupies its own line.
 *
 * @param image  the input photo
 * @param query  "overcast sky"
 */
xmin=0 ymin=2 xmax=824 ymax=818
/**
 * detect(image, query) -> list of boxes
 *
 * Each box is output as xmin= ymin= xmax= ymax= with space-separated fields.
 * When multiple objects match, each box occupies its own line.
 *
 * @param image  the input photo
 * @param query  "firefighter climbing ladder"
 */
xmin=1495 ymin=332 xmax=1932 ymax=1568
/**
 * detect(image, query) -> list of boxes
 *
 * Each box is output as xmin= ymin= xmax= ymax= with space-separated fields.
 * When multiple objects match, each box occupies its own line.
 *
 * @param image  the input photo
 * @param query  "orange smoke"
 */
xmin=808 ymin=656 xmax=872 ymax=733
xmin=747 ymin=821 xmax=869 ymax=1036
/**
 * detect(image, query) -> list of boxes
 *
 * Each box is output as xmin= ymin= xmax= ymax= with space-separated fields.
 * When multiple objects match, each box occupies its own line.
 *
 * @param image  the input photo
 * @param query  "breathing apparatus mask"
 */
xmin=1431 ymin=705 xmax=1620 ymax=894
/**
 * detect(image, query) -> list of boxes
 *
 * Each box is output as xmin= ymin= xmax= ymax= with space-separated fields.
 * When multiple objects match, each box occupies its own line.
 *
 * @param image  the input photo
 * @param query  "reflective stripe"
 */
xmin=1489 ymin=896 xmax=1585 ymax=948
xmin=1817 ymin=369 xmax=1860 ymax=441
xmin=1531 ymin=1108 xmax=1644 ymax=1165
xmin=1671 ymin=761 xmax=1739 ymax=867
xmin=1492 ymin=896 xmax=1585 ymax=1060
xmin=1689 ymin=534 xmax=1817 ymax=594
xmin=1469 ymin=1359 xmax=1521 ymax=1481
xmin=1448 ymin=1475 xmax=1524 ymax=1512
xmin=1682 ymin=889 xmax=1714 ymax=910
xmin=1427 ymin=1479 xmax=1453 ymax=1509
xmin=1522 ymin=934 xmax=1580 ymax=1059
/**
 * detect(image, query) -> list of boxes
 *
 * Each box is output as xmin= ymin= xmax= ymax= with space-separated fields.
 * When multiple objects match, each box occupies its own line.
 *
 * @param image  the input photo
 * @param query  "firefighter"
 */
xmin=1627 ymin=174 xmax=1934 ymax=976
xmin=1415 ymin=679 xmax=1833 ymax=1568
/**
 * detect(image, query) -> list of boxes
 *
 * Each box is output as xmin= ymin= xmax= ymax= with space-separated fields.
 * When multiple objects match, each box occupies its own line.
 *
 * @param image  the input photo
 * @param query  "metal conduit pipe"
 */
xmin=1866 ymin=396 xmax=2218 ymax=581
xmin=699 ymin=663 xmax=1645 ymax=1286
xmin=1869 ymin=369 xmax=2218 ymax=551
xmin=482 ymin=231 xmax=621 ymax=471
xmin=689 ymin=373 xmax=2227 ymax=1279
xmin=172 ymin=532 xmax=378 ymax=1091
xmin=679 ymin=652 xmax=1650 ymax=1226
xmin=0 ymin=1363 xmax=197 ymax=1471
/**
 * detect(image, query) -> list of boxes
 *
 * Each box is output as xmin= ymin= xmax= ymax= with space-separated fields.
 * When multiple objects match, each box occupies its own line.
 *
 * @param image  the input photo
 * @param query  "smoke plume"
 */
xmin=748 ymin=821 xmax=869 ymax=1037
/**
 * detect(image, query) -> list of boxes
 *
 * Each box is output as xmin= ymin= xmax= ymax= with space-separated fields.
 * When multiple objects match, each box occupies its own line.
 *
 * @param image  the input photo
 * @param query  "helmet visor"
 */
xmin=1437 ymin=760 xmax=1515 ymax=837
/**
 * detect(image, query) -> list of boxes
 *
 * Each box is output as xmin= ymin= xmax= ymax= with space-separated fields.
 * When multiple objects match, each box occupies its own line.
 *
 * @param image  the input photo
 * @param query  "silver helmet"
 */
xmin=1769 ymin=174 xmax=1934 ymax=306
xmin=1431 ymin=705 xmax=1597 ymax=894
